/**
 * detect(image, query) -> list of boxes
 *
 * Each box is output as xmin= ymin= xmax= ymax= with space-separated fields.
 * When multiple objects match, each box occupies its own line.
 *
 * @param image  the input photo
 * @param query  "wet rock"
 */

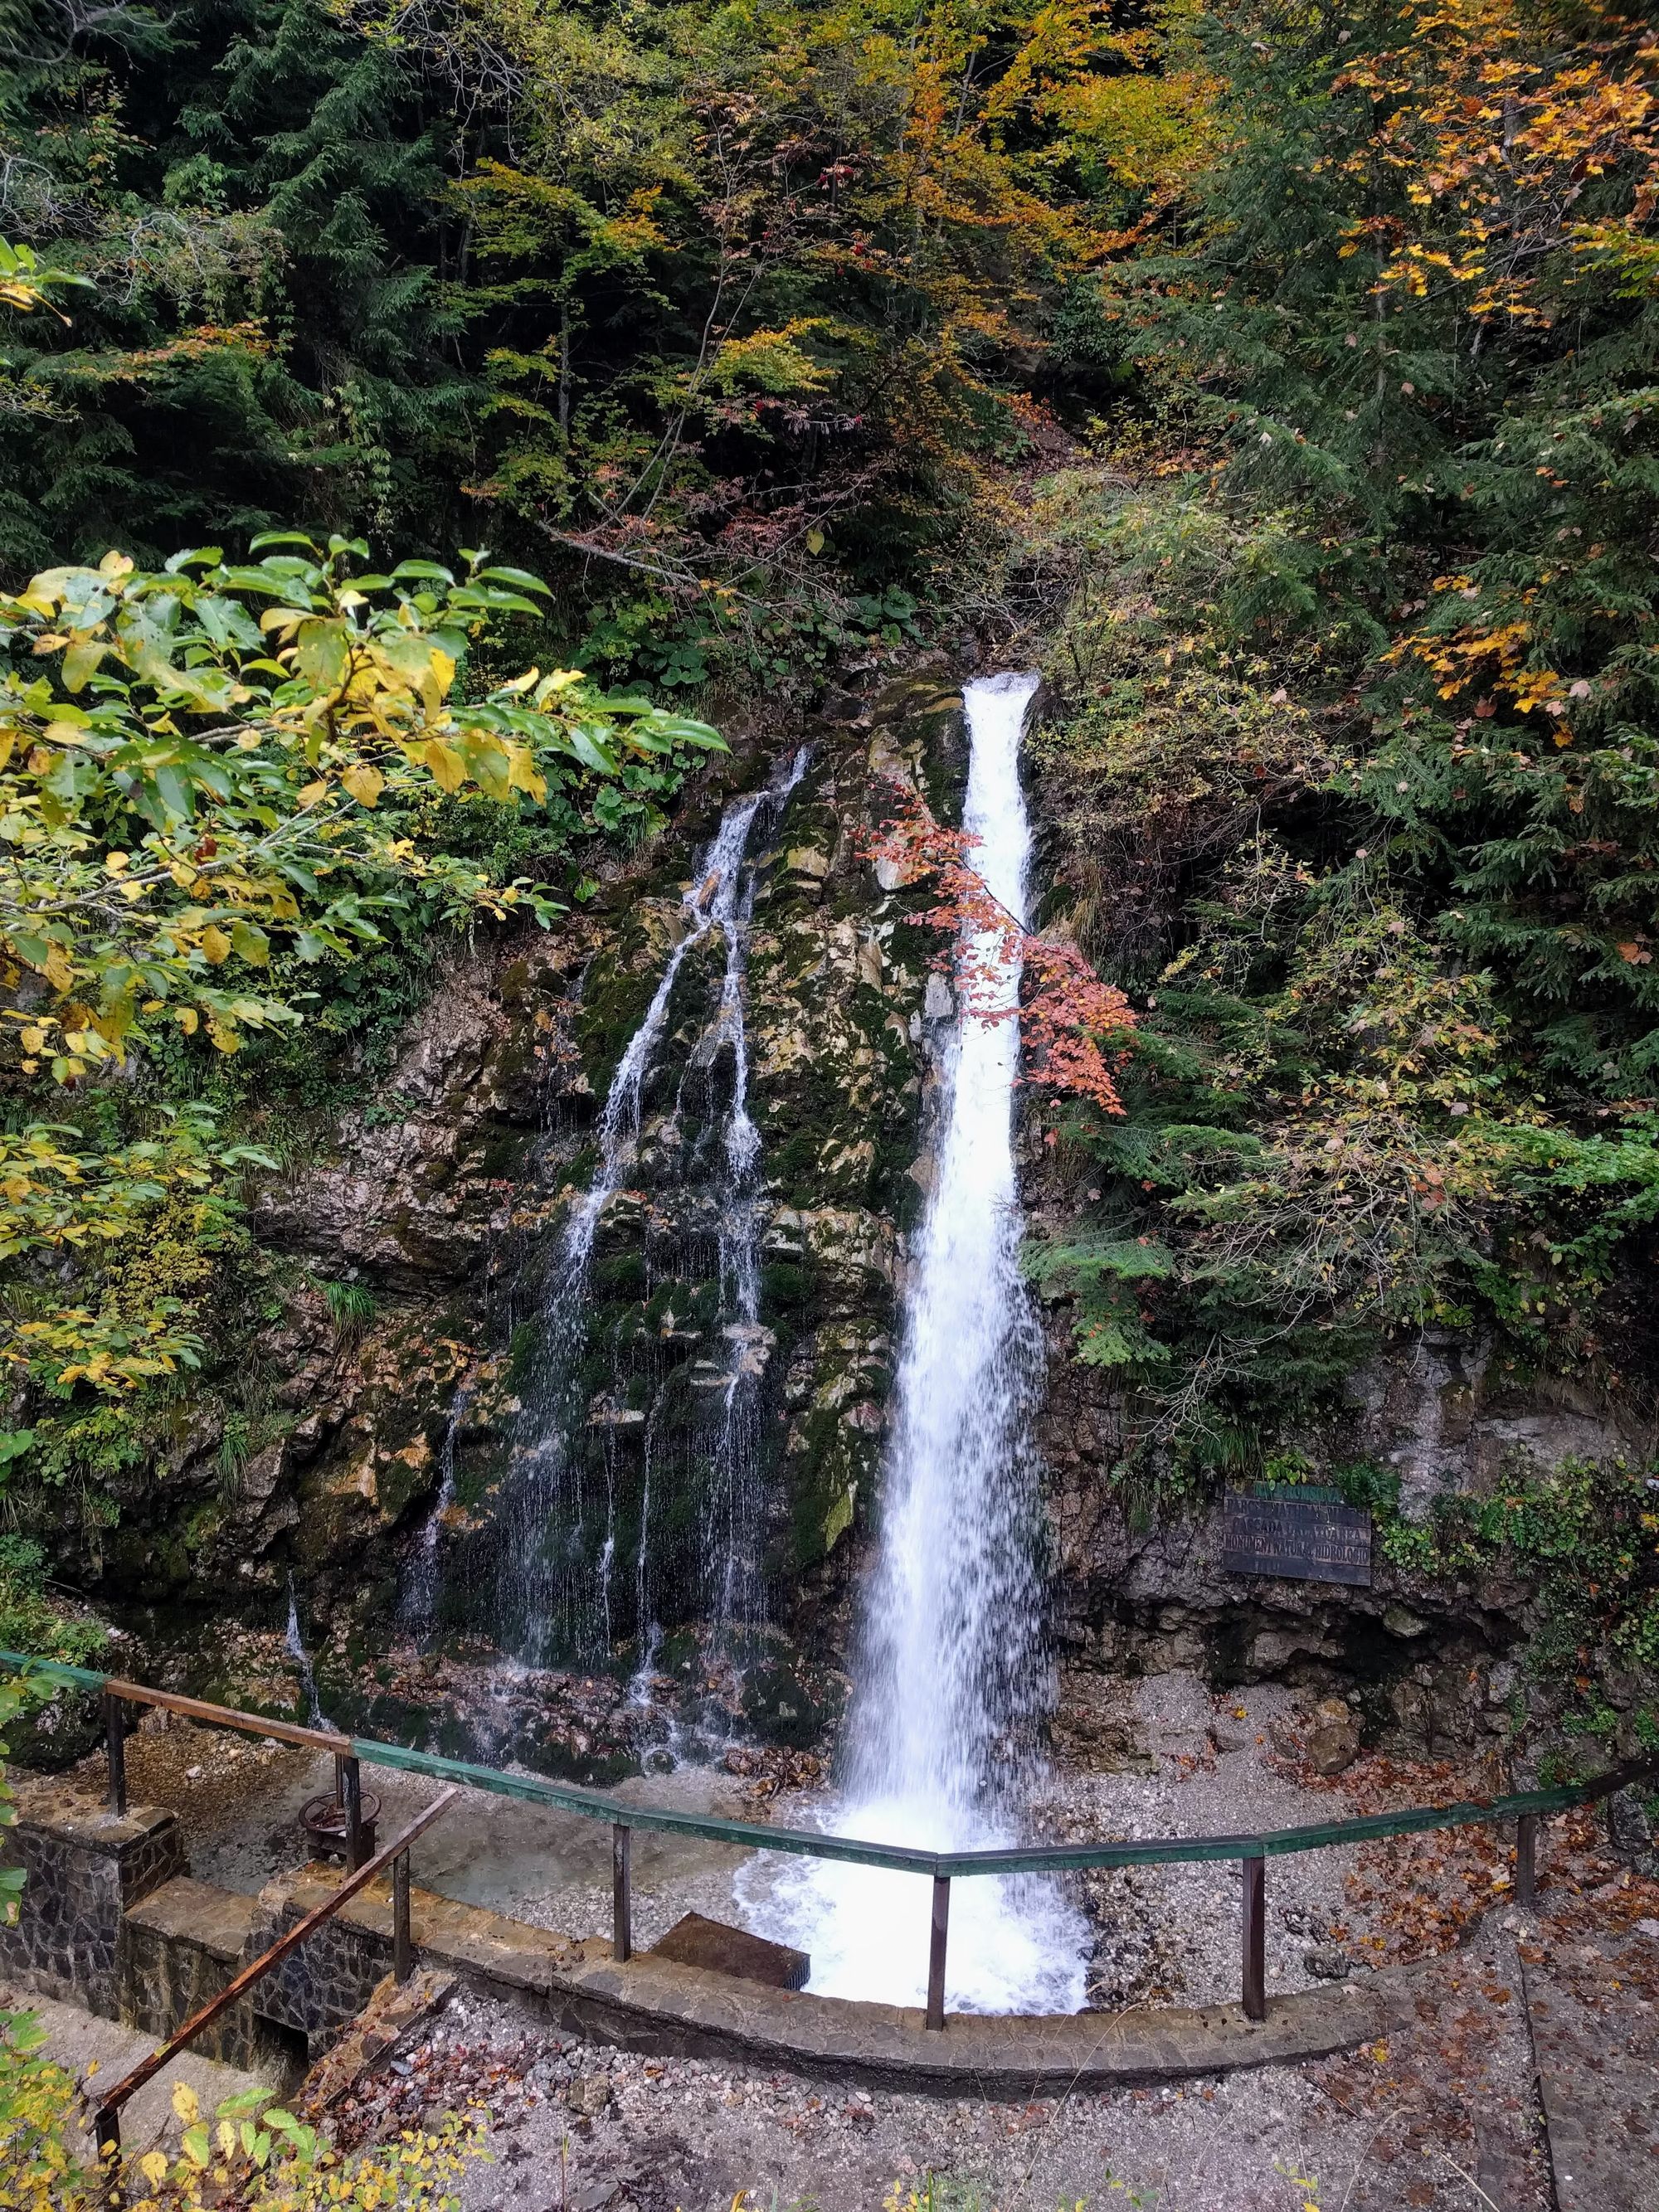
xmin=1383 ymin=1603 xmax=1428 ymax=1639
xmin=1304 ymin=1944 xmax=1351 ymax=1981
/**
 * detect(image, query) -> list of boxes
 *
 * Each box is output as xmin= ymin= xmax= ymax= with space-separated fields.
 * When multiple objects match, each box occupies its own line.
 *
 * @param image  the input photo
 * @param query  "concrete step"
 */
xmin=0 ymin=1980 xmax=281 ymax=2161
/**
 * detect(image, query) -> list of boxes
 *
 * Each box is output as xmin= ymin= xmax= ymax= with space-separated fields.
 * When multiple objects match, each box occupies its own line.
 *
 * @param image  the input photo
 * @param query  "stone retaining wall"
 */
xmin=0 ymin=1778 xmax=184 ymax=2013
xmin=122 ymin=1874 xmax=303 ymax=2075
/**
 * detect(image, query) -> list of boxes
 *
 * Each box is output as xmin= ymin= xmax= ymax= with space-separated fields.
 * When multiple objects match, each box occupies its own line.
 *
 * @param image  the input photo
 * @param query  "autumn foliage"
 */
xmin=867 ymin=780 xmax=1135 ymax=1114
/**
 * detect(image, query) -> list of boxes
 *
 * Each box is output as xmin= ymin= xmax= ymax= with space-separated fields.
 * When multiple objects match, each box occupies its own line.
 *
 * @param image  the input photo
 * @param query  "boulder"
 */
xmin=1304 ymin=1697 xmax=1362 ymax=1777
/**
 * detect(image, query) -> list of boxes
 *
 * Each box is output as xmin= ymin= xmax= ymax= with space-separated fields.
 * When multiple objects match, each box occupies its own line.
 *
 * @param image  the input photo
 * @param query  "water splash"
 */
xmin=500 ymin=748 xmax=810 ymax=1671
xmin=738 ymin=673 xmax=1088 ymax=2014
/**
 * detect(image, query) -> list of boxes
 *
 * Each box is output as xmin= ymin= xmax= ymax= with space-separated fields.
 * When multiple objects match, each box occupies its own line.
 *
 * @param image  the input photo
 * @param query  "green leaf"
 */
xmin=475 ymin=565 xmax=552 ymax=594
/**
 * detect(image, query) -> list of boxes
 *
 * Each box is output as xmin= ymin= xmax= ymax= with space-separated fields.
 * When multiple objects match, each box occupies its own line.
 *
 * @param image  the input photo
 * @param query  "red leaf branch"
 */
xmin=864 ymin=780 xmax=1135 ymax=1114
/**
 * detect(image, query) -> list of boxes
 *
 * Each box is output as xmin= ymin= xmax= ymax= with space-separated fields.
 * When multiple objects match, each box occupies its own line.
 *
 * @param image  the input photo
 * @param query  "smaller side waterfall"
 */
xmin=285 ymin=1573 xmax=329 ymax=1732
xmin=401 ymin=1376 xmax=470 ymax=1645
xmin=739 ymin=673 xmax=1087 ymax=2013
xmin=490 ymin=749 xmax=808 ymax=1674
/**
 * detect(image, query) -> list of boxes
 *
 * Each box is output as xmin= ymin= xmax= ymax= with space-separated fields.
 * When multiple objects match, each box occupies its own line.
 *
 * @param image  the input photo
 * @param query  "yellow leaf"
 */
xmin=295 ymin=618 xmax=350 ymax=691
xmin=297 ymin=779 xmax=329 ymax=807
xmin=139 ymin=2152 xmax=168 ymax=2185
xmin=173 ymin=2083 xmax=201 ymax=2127
xmin=62 ymin=636 xmax=106 ymax=692
xmin=423 ymin=646 xmax=455 ymax=712
xmin=20 ymin=1027 xmax=44 ymax=1053
xmin=506 ymin=746 xmax=546 ymax=802
xmin=199 ymin=925 xmax=231 ymax=965
xmin=421 ymin=738 xmax=465 ymax=793
xmin=342 ymin=762 xmax=385 ymax=808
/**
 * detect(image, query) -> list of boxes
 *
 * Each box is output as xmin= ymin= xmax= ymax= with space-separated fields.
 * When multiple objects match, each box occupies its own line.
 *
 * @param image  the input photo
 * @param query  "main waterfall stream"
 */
xmin=739 ymin=672 xmax=1089 ymax=2013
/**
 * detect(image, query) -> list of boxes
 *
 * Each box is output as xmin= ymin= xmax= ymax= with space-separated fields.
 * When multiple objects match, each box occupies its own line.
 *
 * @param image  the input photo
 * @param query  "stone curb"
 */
xmin=543 ymin=1952 xmax=1424 ymax=2097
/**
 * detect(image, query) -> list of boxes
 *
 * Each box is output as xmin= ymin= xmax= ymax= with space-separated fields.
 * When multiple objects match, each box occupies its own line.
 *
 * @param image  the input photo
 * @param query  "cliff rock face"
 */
xmin=64 ymin=675 xmax=970 ymax=1748
xmin=38 ymin=660 xmax=1646 ymax=1773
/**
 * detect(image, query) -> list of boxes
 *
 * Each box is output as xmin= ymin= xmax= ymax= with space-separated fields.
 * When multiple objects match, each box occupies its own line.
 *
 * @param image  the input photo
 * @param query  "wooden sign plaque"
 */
xmin=1222 ymin=1487 xmax=1372 ymax=1587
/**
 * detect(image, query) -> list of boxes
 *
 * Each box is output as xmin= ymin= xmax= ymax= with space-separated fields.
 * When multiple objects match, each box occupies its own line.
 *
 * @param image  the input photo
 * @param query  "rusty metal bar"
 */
xmin=104 ymin=1693 xmax=127 ymax=1817
xmin=925 ymin=1874 xmax=950 ymax=2031
xmin=97 ymin=1673 xmax=349 ymax=1756
xmin=93 ymin=1786 xmax=459 ymax=2154
xmin=340 ymin=1755 xmax=366 ymax=1871
xmin=612 ymin=1822 xmax=631 ymax=1962
xmin=1241 ymin=1850 xmax=1266 ymax=2021
xmin=1515 ymin=1811 xmax=1537 ymax=1908
xmin=392 ymin=1850 xmax=413 ymax=1984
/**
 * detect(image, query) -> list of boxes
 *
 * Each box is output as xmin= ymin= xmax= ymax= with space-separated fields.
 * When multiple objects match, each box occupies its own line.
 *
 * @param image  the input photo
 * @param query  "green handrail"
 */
xmin=2 ymin=1645 xmax=1646 ymax=1879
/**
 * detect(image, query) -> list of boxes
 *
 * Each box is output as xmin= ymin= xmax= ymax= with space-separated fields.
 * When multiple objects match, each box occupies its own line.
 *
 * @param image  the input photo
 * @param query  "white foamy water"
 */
xmin=738 ymin=671 xmax=1089 ymax=2013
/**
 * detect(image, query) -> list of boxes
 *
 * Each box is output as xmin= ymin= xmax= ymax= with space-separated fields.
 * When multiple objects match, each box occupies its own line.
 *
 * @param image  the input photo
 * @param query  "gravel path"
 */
xmin=71 ymin=1664 xmax=1659 ymax=2207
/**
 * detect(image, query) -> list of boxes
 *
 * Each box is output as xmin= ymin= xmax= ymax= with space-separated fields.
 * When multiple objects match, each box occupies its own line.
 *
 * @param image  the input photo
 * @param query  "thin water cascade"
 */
xmin=739 ymin=672 xmax=1088 ymax=2014
xmin=285 ymin=1573 xmax=328 ymax=1732
xmin=499 ymin=748 xmax=808 ymax=1672
xmin=684 ymin=746 xmax=807 ymax=1664
xmin=402 ymin=1377 xmax=469 ymax=1646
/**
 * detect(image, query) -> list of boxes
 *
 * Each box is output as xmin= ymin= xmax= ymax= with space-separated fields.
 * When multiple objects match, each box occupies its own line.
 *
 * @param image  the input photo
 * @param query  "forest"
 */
xmin=2 ymin=0 xmax=1658 ymax=2200
xmin=4 ymin=0 xmax=1655 ymax=1485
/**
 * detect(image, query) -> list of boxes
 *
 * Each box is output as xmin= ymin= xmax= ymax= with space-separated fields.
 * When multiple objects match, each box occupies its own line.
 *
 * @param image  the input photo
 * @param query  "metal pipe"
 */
xmin=1515 ymin=1811 xmax=1537 ymax=1908
xmin=341 ymin=1756 xmax=365 ymax=1871
xmin=926 ymin=1874 xmax=951 ymax=2030
xmin=93 ymin=1787 xmax=460 ymax=2156
xmin=4 ymin=1650 xmax=1657 ymax=1889
xmin=613 ymin=1822 xmax=632 ymax=1962
xmin=393 ymin=1850 xmax=413 ymax=1983
xmin=104 ymin=1693 xmax=127 ymax=1818
xmin=1241 ymin=1851 xmax=1266 ymax=2021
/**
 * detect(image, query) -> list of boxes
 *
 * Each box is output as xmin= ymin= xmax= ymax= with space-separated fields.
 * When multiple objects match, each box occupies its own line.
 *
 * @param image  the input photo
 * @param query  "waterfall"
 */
xmin=684 ymin=746 xmax=807 ymax=1660
xmin=401 ymin=1376 xmax=469 ymax=1645
xmin=739 ymin=673 xmax=1088 ymax=2014
xmin=285 ymin=1573 xmax=328 ymax=1732
xmin=499 ymin=749 xmax=808 ymax=1671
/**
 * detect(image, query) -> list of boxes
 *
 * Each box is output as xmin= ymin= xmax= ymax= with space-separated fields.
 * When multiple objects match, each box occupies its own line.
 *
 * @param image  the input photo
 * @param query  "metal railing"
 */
xmin=5 ymin=1650 xmax=1652 ymax=2035
xmin=89 ymin=1787 xmax=459 ymax=2152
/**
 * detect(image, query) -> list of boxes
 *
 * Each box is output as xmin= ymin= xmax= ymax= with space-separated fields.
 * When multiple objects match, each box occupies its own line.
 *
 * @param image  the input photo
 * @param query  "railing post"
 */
xmin=1241 ymin=1849 xmax=1266 ymax=2021
xmin=340 ymin=1755 xmax=366 ymax=1871
xmin=392 ymin=1850 xmax=413 ymax=1983
xmin=1515 ymin=1811 xmax=1537 ymax=1908
xmin=926 ymin=1874 xmax=951 ymax=2031
xmin=95 ymin=2103 xmax=120 ymax=2156
xmin=104 ymin=1692 xmax=127 ymax=1817
xmin=612 ymin=1822 xmax=631 ymax=1962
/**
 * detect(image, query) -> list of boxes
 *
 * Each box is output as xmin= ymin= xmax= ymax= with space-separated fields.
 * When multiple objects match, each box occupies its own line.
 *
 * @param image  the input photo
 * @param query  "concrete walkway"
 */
xmin=1 ymin=1982 xmax=283 ymax=2161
